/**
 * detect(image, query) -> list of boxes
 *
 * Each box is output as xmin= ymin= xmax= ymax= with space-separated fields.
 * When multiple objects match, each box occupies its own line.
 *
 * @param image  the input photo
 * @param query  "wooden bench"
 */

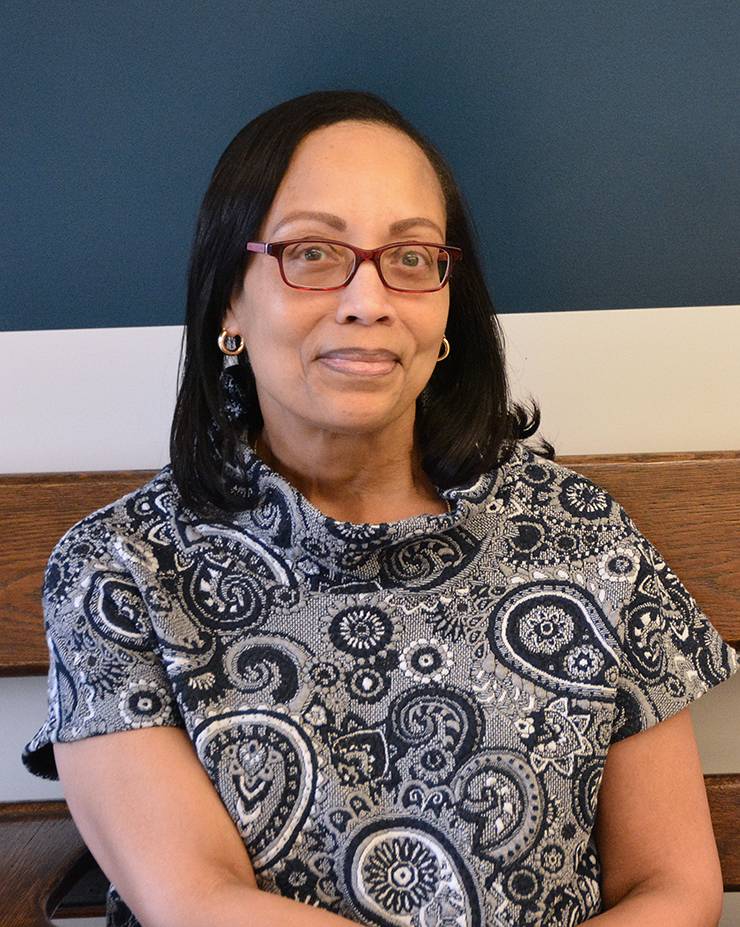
xmin=1 ymin=451 xmax=738 ymax=924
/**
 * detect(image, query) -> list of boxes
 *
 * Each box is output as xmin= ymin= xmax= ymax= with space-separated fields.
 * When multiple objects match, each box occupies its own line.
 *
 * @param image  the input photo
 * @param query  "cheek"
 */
xmin=242 ymin=298 xmax=318 ymax=380
xmin=419 ymin=301 xmax=449 ymax=353
xmin=240 ymin=285 xmax=291 ymax=344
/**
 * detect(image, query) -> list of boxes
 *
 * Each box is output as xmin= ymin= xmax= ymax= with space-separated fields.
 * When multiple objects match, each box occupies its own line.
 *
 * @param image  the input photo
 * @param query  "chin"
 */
xmin=310 ymin=409 xmax=402 ymax=436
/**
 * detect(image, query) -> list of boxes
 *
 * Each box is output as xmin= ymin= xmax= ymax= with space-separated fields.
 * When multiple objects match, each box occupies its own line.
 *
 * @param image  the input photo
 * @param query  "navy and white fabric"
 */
xmin=23 ymin=438 xmax=738 ymax=926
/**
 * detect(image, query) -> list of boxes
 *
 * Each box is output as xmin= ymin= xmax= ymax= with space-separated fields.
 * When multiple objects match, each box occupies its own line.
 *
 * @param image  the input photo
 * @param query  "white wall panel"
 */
xmin=502 ymin=305 xmax=740 ymax=455
xmin=2 ymin=305 xmax=738 ymax=474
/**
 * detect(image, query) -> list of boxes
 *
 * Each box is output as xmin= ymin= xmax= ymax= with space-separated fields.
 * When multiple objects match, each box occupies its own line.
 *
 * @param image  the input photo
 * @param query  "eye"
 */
xmin=399 ymin=246 xmax=436 ymax=268
xmin=283 ymin=242 xmax=344 ymax=263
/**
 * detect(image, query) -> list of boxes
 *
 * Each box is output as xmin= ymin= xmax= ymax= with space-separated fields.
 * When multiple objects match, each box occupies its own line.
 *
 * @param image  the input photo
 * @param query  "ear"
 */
xmin=223 ymin=273 xmax=248 ymax=331
xmin=221 ymin=304 xmax=239 ymax=332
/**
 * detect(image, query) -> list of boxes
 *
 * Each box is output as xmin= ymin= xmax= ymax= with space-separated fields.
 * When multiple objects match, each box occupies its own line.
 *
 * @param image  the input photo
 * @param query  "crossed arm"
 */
xmin=53 ymin=707 xmax=722 ymax=927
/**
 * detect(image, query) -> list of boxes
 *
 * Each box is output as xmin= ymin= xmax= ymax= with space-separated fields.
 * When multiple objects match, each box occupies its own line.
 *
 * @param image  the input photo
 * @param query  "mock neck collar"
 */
xmin=215 ymin=433 xmax=523 ymax=588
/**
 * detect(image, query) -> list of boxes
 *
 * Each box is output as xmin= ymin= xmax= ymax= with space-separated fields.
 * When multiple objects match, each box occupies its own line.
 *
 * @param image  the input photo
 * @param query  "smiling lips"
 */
xmin=319 ymin=348 xmax=399 ymax=377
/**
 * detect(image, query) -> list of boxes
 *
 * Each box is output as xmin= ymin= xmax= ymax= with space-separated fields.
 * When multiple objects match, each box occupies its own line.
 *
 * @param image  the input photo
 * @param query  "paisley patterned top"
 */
xmin=23 ymin=438 xmax=737 ymax=927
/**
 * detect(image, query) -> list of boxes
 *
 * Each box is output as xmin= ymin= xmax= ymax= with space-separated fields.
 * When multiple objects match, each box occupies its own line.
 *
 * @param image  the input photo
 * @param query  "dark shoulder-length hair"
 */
xmin=170 ymin=89 xmax=554 ymax=515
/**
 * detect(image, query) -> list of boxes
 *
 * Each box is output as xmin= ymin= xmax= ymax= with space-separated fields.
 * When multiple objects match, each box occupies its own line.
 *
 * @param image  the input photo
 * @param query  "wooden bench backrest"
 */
xmin=0 ymin=451 xmax=738 ymax=923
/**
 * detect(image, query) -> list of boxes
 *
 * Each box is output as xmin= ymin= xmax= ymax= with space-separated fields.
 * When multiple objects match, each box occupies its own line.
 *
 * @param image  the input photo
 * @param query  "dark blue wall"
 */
xmin=3 ymin=1 xmax=738 ymax=331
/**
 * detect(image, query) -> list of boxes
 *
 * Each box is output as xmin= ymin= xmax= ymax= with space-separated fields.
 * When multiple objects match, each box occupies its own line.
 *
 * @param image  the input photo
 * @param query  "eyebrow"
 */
xmin=270 ymin=210 xmax=445 ymax=240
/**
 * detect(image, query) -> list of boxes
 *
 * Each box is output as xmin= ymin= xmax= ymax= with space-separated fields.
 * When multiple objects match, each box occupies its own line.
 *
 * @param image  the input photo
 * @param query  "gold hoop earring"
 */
xmin=437 ymin=336 xmax=450 ymax=362
xmin=218 ymin=329 xmax=245 ymax=356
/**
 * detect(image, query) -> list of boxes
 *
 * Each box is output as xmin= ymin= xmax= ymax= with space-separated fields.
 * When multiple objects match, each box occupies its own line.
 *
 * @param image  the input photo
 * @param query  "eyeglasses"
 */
xmin=246 ymin=238 xmax=463 ymax=292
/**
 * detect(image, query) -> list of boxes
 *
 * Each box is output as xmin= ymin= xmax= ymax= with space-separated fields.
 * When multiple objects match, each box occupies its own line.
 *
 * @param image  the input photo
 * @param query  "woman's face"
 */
xmin=224 ymin=120 xmax=450 ymax=444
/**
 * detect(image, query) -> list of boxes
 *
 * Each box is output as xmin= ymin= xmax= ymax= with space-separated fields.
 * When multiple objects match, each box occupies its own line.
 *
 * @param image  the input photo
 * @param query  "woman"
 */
xmin=23 ymin=90 xmax=737 ymax=926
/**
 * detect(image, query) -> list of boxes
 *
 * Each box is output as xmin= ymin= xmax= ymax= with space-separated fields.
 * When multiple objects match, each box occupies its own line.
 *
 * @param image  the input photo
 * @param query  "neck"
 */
xmin=252 ymin=424 xmax=448 ymax=523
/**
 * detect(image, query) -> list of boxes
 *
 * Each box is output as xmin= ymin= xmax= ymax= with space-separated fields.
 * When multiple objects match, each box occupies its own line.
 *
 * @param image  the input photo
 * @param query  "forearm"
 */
xmin=162 ymin=878 xmax=361 ymax=927
xmin=584 ymin=880 xmax=720 ymax=926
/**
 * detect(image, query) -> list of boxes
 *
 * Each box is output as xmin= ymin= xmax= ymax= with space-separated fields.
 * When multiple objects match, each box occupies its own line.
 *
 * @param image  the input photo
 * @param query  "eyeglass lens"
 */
xmin=280 ymin=241 xmax=450 ymax=290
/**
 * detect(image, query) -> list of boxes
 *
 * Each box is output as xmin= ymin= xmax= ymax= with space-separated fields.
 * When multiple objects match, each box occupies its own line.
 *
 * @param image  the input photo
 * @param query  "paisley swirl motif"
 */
xmin=344 ymin=817 xmax=482 ymax=926
xmin=46 ymin=536 xmax=98 ymax=600
xmin=488 ymin=581 xmax=619 ymax=699
xmin=222 ymin=636 xmax=305 ymax=705
xmin=194 ymin=709 xmax=317 ymax=872
xmin=452 ymin=750 xmax=543 ymax=867
xmin=181 ymin=549 xmax=278 ymax=631
xmin=330 ymin=728 xmax=390 ymax=787
xmin=140 ymin=498 xmax=213 ymax=570
xmin=660 ymin=569 xmax=697 ymax=619
xmin=380 ymin=532 xmax=479 ymax=590
xmin=692 ymin=631 xmax=738 ymax=687
xmin=612 ymin=676 xmax=659 ymax=740
xmin=210 ymin=568 xmax=264 ymax=625
xmin=622 ymin=593 xmax=668 ymax=681
xmin=387 ymin=687 xmax=483 ymax=786
xmin=48 ymin=646 xmax=80 ymax=730
xmin=43 ymin=555 xmax=67 ymax=603
xmin=573 ymin=759 xmax=604 ymax=832
xmin=541 ymin=846 xmax=601 ymax=927
xmin=215 ymin=438 xmax=504 ymax=581
xmin=84 ymin=574 xmax=154 ymax=651
xmin=250 ymin=484 xmax=294 ymax=548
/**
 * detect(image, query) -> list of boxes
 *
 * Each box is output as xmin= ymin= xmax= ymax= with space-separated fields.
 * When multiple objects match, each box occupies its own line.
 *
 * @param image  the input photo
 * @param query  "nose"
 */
xmin=334 ymin=257 xmax=397 ymax=325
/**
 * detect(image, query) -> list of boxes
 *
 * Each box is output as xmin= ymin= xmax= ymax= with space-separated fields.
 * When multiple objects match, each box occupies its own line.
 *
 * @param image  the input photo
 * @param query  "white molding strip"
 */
xmin=502 ymin=304 xmax=740 ymax=456
xmin=1 ymin=305 xmax=738 ymax=473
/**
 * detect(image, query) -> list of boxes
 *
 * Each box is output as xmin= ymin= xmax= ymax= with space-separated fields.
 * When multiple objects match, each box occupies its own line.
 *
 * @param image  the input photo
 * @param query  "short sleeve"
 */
xmin=610 ymin=514 xmax=738 ymax=744
xmin=22 ymin=518 xmax=185 ymax=780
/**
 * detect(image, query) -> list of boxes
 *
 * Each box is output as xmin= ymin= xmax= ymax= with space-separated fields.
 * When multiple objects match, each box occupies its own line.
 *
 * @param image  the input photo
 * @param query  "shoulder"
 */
xmin=500 ymin=441 xmax=634 ymax=537
xmin=486 ymin=441 xmax=664 ymax=605
xmin=44 ymin=465 xmax=192 ymax=599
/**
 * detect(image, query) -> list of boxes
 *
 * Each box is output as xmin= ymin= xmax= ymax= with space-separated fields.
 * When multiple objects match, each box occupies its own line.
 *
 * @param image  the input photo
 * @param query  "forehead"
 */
xmin=264 ymin=121 xmax=446 ymax=227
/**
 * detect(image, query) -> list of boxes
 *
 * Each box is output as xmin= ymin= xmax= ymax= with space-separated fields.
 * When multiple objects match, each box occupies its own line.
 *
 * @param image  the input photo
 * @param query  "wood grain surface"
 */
xmin=706 ymin=775 xmax=740 ymax=891
xmin=0 ymin=800 xmax=98 ymax=926
xmin=1 ymin=451 xmax=738 ymax=674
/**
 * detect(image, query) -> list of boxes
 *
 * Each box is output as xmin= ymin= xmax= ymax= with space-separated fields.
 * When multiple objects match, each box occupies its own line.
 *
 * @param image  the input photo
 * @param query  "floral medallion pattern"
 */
xmin=345 ymin=819 xmax=481 ymax=925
